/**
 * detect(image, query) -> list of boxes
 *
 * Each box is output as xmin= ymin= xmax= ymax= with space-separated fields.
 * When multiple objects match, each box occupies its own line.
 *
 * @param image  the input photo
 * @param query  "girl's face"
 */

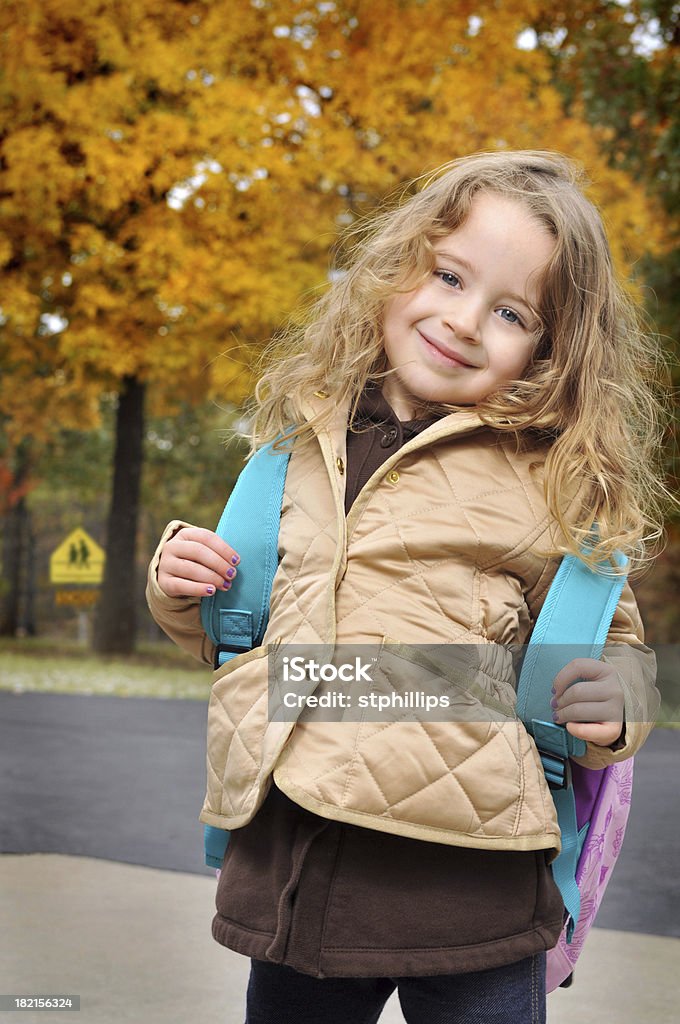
xmin=381 ymin=192 xmax=555 ymax=419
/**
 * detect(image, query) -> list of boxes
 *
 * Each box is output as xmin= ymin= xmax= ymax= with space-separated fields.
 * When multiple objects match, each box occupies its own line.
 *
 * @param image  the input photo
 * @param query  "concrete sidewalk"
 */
xmin=1 ymin=854 xmax=678 ymax=1024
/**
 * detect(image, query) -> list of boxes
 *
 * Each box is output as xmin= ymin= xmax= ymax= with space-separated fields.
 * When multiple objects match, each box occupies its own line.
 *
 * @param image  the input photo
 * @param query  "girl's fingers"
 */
xmin=553 ymin=699 xmax=622 ymax=724
xmin=159 ymin=554 xmax=230 ymax=593
xmin=169 ymin=527 xmax=240 ymax=568
xmin=547 ymin=660 xmax=624 ymax=748
xmin=552 ymin=655 xmax=623 ymax=702
xmin=169 ymin=557 xmax=230 ymax=588
xmin=157 ymin=528 xmax=242 ymax=599
xmin=167 ymin=543 xmax=236 ymax=584
xmin=552 ymin=658 xmax=611 ymax=699
xmin=565 ymin=721 xmax=623 ymax=746
xmin=157 ymin=573 xmax=228 ymax=599
xmin=553 ymin=677 xmax=622 ymax=709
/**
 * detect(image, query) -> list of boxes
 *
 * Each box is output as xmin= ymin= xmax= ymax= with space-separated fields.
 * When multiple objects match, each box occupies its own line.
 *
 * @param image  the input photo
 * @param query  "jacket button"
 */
xmin=380 ymin=427 xmax=398 ymax=448
xmin=387 ymin=470 xmax=400 ymax=484
xmin=336 ymin=457 xmax=345 ymax=475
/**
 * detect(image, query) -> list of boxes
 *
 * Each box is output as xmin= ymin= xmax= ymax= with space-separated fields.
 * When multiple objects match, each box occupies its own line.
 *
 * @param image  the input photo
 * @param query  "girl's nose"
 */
xmin=443 ymin=299 xmax=482 ymax=343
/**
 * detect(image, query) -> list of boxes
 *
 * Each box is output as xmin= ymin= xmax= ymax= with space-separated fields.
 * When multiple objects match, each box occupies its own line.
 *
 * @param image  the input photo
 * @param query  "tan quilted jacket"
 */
xmin=146 ymin=394 xmax=658 ymax=857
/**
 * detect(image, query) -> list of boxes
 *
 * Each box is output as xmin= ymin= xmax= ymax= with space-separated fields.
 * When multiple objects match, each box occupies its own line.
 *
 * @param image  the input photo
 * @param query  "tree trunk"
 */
xmin=0 ymin=446 xmax=31 ymax=637
xmin=0 ymin=498 xmax=24 ymax=635
xmin=93 ymin=374 xmax=146 ymax=654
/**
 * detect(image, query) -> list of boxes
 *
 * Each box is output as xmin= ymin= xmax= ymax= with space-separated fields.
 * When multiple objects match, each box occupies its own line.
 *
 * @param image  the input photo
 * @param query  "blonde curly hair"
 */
xmin=247 ymin=150 xmax=670 ymax=574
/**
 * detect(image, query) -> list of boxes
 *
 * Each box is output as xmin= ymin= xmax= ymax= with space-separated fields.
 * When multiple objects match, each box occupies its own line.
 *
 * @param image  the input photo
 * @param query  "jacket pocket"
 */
xmin=205 ymin=644 xmax=294 ymax=826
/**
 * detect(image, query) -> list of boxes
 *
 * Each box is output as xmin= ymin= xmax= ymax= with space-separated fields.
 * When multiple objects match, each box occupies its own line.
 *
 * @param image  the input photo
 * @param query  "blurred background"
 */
xmin=1 ymin=0 xmax=678 ymax=698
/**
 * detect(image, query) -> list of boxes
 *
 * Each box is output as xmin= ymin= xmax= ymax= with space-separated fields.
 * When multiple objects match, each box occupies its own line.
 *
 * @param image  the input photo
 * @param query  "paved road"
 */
xmin=1 ymin=691 xmax=679 ymax=936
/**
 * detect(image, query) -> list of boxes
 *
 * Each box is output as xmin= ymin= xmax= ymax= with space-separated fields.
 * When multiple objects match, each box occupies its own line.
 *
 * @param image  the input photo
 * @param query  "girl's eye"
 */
xmin=498 ymin=307 xmax=524 ymax=327
xmin=435 ymin=270 xmax=461 ymax=288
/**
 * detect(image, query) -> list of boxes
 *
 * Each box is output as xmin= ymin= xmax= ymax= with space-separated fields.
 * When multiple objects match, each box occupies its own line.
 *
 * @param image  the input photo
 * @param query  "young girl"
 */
xmin=147 ymin=151 xmax=661 ymax=1024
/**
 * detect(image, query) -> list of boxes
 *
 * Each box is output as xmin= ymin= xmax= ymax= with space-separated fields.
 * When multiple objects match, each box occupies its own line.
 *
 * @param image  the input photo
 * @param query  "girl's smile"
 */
xmin=381 ymin=192 xmax=556 ymax=419
xmin=416 ymin=328 xmax=481 ymax=369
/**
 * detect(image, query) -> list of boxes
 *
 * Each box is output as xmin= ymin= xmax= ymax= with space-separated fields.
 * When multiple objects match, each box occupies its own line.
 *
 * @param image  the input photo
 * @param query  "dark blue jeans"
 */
xmin=245 ymin=953 xmax=546 ymax=1024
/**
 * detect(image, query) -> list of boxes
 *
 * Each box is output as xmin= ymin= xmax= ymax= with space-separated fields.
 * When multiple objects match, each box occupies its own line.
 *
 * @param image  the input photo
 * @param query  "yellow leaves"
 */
xmin=77 ymin=139 xmax=150 ymax=216
xmin=0 ymin=278 xmax=42 ymax=335
xmin=586 ymin=159 xmax=667 ymax=275
xmin=57 ymin=317 xmax=153 ymax=384
xmin=0 ymin=0 xmax=670 ymax=443
xmin=2 ymin=125 xmax=77 ymax=234
xmin=0 ymin=233 xmax=12 ymax=267
xmin=77 ymin=282 xmax=123 ymax=318
xmin=61 ymin=73 xmax=134 ymax=133
xmin=0 ymin=363 xmax=102 ymax=447
xmin=0 ymin=11 xmax=66 ymax=125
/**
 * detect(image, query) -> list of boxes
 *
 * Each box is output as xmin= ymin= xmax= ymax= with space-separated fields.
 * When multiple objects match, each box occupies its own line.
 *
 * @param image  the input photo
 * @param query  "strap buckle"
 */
xmin=213 ymin=642 xmax=248 ymax=670
xmin=531 ymin=718 xmax=585 ymax=790
xmin=537 ymin=748 xmax=573 ymax=790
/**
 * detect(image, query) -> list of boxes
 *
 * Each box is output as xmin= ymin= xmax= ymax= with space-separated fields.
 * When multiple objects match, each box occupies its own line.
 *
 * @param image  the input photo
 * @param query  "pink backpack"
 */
xmin=546 ymin=759 xmax=634 ymax=990
xmin=516 ymin=549 xmax=632 ymax=991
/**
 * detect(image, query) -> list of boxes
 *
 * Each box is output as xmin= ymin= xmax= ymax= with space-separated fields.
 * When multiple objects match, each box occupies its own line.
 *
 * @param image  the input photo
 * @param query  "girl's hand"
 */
xmin=551 ymin=658 xmax=625 ymax=747
xmin=157 ymin=526 xmax=240 ymax=598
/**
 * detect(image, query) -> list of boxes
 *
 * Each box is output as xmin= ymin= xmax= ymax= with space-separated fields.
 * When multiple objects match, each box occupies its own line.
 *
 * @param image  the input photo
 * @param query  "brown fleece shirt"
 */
xmin=211 ymin=388 xmax=564 ymax=978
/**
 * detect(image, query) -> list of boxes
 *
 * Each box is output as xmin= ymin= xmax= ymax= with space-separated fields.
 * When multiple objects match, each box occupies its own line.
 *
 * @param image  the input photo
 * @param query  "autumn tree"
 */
xmin=0 ymin=0 xmax=665 ymax=649
xmin=1 ymin=0 xmax=325 ymax=649
xmin=519 ymin=0 xmax=680 ymax=639
xmin=529 ymin=0 xmax=679 ymax=344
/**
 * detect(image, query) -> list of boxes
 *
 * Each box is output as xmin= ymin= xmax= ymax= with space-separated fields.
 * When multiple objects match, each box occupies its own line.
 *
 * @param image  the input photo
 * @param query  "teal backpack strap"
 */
xmin=200 ymin=439 xmax=291 ymax=668
xmin=516 ymin=549 xmax=627 ymax=940
xmin=204 ymin=824 xmax=230 ymax=869
xmin=199 ymin=438 xmax=291 ymax=869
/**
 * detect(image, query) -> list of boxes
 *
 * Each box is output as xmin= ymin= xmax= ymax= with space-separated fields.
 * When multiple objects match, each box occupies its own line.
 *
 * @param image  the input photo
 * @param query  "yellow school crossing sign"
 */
xmin=49 ymin=527 xmax=105 ymax=585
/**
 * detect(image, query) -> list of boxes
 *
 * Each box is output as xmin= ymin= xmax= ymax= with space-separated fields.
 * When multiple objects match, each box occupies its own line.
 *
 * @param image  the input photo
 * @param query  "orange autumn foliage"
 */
xmin=0 ymin=0 xmax=667 ymax=448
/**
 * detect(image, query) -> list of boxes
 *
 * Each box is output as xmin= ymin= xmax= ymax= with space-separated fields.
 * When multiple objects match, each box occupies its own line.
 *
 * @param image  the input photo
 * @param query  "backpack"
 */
xmin=200 ymin=440 xmax=633 ymax=992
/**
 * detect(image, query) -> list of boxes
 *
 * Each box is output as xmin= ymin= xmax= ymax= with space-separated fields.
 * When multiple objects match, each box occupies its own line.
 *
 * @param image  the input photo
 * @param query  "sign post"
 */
xmin=49 ymin=528 xmax=106 ymax=643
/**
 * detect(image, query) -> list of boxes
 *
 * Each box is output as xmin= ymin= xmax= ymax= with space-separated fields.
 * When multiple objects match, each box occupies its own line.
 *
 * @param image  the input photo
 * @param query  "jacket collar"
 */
xmin=299 ymin=388 xmax=486 ymax=450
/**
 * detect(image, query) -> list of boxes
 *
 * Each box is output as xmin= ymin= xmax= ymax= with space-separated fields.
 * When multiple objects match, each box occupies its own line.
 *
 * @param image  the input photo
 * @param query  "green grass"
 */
xmin=0 ymin=637 xmax=210 ymax=701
